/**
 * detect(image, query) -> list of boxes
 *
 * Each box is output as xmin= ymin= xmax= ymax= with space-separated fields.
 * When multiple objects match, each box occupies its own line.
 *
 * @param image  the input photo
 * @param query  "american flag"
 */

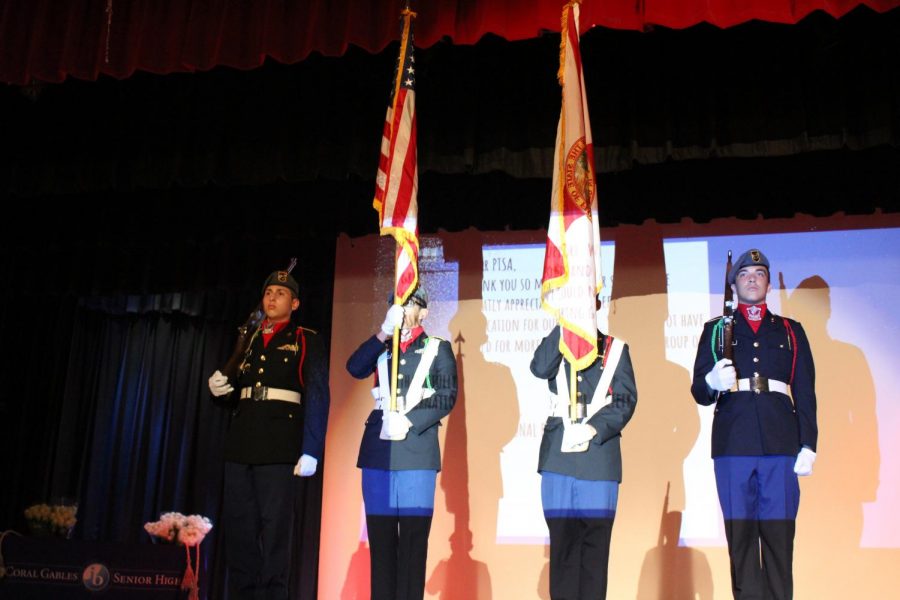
xmin=373 ymin=9 xmax=419 ymax=305
xmin=541 ymin=0 xmax=602 ymax=372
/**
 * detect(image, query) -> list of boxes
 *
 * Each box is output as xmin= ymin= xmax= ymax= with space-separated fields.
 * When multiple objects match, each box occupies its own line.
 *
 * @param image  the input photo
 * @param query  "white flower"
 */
xmin=144 ymin=512 xmax=213 ymax=546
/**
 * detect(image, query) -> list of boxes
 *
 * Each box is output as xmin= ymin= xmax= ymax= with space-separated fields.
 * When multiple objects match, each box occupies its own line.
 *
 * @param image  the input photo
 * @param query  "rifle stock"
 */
xmin=221 ymin=307 xmax=264 ymax=381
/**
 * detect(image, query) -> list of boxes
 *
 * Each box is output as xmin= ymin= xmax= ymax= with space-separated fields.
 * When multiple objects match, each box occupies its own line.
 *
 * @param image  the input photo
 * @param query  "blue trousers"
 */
xmin=362 ymin=469 xmax=436 ymax=600
xmin=714 ymin=456 xmax=800 ymax=600
xmin=541 ymin=472 xmax=619 ymax=600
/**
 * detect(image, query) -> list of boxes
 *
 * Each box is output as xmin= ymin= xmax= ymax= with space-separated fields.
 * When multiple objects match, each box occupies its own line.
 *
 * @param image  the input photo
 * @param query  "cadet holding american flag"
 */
xmin=345 ymin=7 xmax=458 ymax=600
xmin=529 ymin=2 xmax=637 ymax=599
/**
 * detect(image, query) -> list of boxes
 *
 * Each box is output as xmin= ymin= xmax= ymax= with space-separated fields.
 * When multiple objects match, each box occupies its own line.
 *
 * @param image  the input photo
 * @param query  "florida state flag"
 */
xmin=540 ymin=0 xmax=602 ymax=371
xmin=373 ymin=8 xmax=419 ymax=305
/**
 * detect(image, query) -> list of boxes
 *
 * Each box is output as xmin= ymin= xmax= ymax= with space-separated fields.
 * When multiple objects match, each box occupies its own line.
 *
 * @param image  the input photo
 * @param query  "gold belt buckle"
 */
xmin=252 ymin=386 xmax=268 ymax=401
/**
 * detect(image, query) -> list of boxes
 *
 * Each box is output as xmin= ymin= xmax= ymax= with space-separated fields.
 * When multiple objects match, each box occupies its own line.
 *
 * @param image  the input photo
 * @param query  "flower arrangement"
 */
xmin=143 ymin=512 xmax=212 ymax=547
xmin=144 ymin=512 xmax=213 ymax=600
xmin=24 ymin=501 xmax=78 ymax=539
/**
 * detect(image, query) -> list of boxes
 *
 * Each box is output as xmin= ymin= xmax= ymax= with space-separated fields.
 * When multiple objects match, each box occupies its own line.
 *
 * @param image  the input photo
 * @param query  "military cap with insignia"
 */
xmin=728 ymin=249 xmax=770 ymax=284
xmin=262 ymin=270 xmax=299 ymax=297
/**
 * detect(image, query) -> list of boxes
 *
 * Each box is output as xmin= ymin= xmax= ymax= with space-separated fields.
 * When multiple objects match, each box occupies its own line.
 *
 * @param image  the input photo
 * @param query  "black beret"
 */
xmin=262 ymin=270 xmax=299 ymax=297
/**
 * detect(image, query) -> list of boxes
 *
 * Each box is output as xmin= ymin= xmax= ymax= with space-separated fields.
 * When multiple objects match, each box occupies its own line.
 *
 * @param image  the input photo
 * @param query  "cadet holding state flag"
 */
xmin=530 ymin=2 xmax=637 ymax=599
xmin=345 ymin=7 xmax=458 ymax=600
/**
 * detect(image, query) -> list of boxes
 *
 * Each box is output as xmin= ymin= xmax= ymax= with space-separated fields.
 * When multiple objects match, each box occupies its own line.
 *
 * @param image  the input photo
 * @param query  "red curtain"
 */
xmin=2 ymin=0 xmax=897 ymax=84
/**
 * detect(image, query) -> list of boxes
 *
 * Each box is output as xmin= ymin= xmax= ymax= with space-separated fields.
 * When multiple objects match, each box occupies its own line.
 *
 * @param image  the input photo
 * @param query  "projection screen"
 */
xmin=320 ymin=213 xmax=899 ymax=599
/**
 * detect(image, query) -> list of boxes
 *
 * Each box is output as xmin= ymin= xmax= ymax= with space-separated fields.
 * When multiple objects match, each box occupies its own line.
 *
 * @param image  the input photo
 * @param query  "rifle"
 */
xmin=220 ymin=258 xmax=297 ymax=382
xmin=722 ymin=251 xmax=735 ymax=362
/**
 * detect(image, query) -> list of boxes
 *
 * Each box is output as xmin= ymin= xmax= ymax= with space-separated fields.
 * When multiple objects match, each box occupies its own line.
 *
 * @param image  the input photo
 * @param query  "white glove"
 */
xmin=208 ymin=370 xmax=234 ymax=397
xmin=380 ymin=410 xmax=412 ymax=441
xmin=381 ymin=304 xmax=405 ymax=336
xmin=793 ymin=447 xmax=816 ymax=476
xmin=705 ymin=358 xmax=736 ymax=392
xmin=293 ymin=454 xmax=318 ymax=477
xmin=561 ymin=423 xmax=597 ymax=453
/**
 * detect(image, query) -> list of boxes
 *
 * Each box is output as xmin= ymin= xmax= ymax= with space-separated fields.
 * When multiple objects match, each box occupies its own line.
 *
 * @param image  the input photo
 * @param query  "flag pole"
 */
xmin=540 ymin=0 xmax=601 ymax=425
xmin=390 ymin=295 xmax=401 ymax=412
xmin=388 ymin=6 xmax=416 ymax=414
xmin=570 ymin=362 xmax=578 ymax=421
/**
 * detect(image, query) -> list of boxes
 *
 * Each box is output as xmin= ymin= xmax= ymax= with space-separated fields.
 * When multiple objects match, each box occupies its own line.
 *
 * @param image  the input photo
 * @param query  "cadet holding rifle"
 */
xmin=207 ymin=269 xmax=330 ymax=600
xmin=691 ymin=249 xmax=818 ymax=600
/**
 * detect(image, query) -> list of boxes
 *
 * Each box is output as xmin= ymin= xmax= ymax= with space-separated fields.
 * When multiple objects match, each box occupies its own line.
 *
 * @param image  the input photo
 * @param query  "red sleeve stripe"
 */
xmin=296 ymin=328 xmax=307 ymax=387
xmin=783 ymin=318 xmax=798 ymax=385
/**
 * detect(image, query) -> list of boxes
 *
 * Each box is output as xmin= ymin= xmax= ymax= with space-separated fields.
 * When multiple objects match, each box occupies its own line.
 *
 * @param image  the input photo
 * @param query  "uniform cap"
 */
xmin=387 ymin=286 xmax=428 ymax=308
xmin=262 ymin=270 xmax=299 ymax=297
xmin=728 ymin=249 xmax=770 ymax=284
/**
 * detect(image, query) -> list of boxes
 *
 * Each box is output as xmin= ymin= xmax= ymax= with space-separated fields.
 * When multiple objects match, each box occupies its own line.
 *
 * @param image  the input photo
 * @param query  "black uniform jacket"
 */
xmin=346 ymin=332 xmax=457 ymax=471
xmin=223 ymin=321 xmax=330 ymax=465
xmin=530 ymin=326 xmax=638 ymax=482
xmin=691 ymin=310 xmax=817 ymax=457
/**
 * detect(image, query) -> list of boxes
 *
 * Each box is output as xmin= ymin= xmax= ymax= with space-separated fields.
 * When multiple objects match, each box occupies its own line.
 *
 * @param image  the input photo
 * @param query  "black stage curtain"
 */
xmin=0 ymin=230 xmax=335 ymax=599
xmin=2 ymin=7 xmax=898 ymax=198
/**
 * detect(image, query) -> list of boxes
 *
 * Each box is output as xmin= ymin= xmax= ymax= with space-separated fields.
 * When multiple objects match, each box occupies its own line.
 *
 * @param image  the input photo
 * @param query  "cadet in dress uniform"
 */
xmin=346 ymin=286 xmax=457 ymax=600
xmin=691 ymin=249 xmax=817 ymax=600
xmin=530 ymin=319 xmax=638 ymax=600
xmin=208 ymin=270 xmax=330 ymax=600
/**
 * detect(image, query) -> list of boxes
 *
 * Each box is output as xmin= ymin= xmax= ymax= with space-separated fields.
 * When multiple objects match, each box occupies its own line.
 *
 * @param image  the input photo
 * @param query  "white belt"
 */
xmin=372 ymin=396 xmax=403 ymax=411
xmin=240 ymin=386 xmax=301 ymax=404
xmin=735 ymin=377 xmax=789 ymax=395
xmin=551 ymin=403 xmax=580 ymax=418
xmin=550 ymin=396 xmax=612 ymax=419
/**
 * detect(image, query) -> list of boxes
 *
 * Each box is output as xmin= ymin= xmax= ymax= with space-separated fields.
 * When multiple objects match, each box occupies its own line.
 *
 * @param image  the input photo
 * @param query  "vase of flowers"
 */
xmin=144 ymin=512 xmax=213 ymax=600
xmin=23 ymin=500 xmax=78 ymax=539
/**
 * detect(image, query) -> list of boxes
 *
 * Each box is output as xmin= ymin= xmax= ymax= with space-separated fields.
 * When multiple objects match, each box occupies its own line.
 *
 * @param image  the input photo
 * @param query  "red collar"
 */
xmin=262 ymin=320 xmax=290 ymax=347
xmin=738 ymin=303 xmax=767 ymax=333
xmin=399 ymin=327 xmax=426 ymax=353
